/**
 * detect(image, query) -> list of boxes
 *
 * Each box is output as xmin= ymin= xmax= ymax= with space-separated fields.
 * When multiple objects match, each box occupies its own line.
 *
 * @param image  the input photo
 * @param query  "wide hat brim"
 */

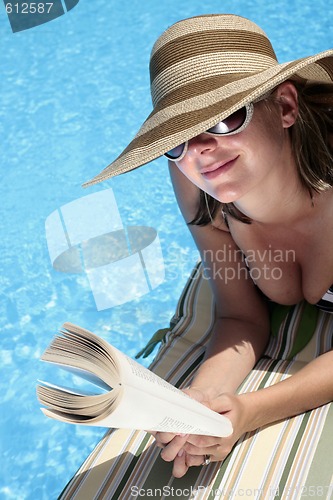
xmin=83 ymin=15 xmax=333 ymax=187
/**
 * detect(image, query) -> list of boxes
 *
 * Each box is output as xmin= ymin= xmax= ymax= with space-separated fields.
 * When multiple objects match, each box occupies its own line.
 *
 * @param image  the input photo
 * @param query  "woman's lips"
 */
xmin=201 ymin=157 xmax=238 ymax=180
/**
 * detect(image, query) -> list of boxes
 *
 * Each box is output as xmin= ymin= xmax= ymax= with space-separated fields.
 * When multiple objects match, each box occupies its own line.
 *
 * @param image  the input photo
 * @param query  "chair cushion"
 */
xmin=59 ymin=262 xmax=333 ymax=499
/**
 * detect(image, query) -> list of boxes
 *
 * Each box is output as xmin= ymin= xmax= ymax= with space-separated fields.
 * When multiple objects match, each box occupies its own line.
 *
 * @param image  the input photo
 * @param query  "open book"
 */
xmin=37 ymin=323 xmax=233 ymax=437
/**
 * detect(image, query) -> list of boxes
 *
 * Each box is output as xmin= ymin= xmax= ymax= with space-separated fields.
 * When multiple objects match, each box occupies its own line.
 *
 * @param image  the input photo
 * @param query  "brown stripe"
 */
xmin=154 ymin=73 xmax=251 ymax=110
xmin=118 ymin=89 xmax=257 ymax=158
xmin=317 ymin=58 xmax=333 ymax=80
xmin=135 ymin=62 xmax=314 ymax=151
xmin=150 ymin=30 xmax=276 ymax=82
xmin=140 ymin=60 xmax=303 ymax=147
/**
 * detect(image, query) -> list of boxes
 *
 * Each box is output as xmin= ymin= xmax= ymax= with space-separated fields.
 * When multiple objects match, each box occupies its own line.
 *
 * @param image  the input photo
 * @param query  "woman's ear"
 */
xmin=275 ymin=81 xmax=299 ymax=128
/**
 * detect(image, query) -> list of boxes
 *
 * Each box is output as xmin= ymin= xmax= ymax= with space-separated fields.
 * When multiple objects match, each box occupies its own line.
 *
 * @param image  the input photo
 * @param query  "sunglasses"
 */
xmin=164 ymin=102 xmax=254 ymax=161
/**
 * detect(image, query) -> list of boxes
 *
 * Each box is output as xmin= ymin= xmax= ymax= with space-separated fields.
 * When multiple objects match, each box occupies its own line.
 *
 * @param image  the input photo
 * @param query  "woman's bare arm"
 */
xmin=169 ymin=162 xmax=270 ymax=397
xmin=238 ymin=349 xmax=333 ymax=430
xmin=155 ymin=165 xmax=333 ymax=478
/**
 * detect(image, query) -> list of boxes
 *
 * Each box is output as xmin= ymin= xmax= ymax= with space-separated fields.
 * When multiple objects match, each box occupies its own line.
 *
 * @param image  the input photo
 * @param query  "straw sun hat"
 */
xmin=84 ymin=14 xmax=333 ymax=187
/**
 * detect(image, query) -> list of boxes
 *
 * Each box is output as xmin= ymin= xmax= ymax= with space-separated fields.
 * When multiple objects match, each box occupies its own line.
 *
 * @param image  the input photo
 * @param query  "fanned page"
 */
xmin=37 ymin=323 xmax=233 ymax=437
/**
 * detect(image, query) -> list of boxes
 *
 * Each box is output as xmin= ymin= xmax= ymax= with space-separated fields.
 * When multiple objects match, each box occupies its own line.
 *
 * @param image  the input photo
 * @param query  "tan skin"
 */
xmin=152 ymin=82 xmax=333 ymax=477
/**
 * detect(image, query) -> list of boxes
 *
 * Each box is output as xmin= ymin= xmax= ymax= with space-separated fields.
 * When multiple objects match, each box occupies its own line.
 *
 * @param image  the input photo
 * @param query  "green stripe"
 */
xmin=270 ymin=303 xmax=292 ymax=338
xmin=304 ymin=404 xmax=333 ymax=492
xmin=258 ymin=359 xmax=283 ymax=389
xmin=279 ymin=305 xmax=296 ymax=358
xmin=134 ymin=454 xmax=174 ymax=499
xmin=175 ymin=352 xmax=205 ymax=389
xmin=271 ymin=301 xmax=320 ymax=359
xmin=276 ymin=411 xmax=312 ymax=498
xmin=209 ymin=443 xmax=239 ymax=494
xmin=287 ymin=302 xmax=318 ymax=359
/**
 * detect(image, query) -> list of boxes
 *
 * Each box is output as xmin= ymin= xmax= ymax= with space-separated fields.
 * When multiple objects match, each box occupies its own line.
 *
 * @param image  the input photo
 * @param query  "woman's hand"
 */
xmin=151 ymin=388 xmax=209 ymax=454
xmin=152 ymin=390 xmax=250 ymax=478
xmin=183 ymin=394 xmax=248 ymax=469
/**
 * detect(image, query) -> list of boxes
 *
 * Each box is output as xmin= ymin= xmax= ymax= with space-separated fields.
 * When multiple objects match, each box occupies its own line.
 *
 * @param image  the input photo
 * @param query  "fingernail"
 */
xmin=178 ymin=449 xmax=184 ymax=457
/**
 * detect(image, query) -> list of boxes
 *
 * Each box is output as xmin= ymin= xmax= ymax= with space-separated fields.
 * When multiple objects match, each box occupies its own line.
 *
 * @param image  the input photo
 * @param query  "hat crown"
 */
xmin=149 ymin=14 xmax=278 ymax=107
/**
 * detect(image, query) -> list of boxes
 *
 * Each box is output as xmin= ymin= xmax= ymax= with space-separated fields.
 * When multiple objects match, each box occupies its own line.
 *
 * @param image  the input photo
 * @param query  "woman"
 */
xmin=84 ymin=14 xmax=333 ymax=478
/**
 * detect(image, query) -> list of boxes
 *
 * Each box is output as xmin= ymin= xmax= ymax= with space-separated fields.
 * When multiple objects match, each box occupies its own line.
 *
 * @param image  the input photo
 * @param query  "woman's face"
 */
xmin=174 ymin=82 xmax=298 ymax=207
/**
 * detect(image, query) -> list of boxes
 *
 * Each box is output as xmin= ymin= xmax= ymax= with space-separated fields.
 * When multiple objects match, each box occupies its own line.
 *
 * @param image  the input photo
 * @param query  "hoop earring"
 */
xmin=220 ymin=203 xmax=231 ymax=228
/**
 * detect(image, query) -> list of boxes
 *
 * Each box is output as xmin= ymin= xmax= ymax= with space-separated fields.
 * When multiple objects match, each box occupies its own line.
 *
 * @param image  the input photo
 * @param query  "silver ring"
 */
xmin=202 ymin=454 xmax=211 ymax=466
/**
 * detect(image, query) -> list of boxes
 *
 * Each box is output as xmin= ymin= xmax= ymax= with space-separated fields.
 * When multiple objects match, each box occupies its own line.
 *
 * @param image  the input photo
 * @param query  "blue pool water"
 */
xmin=1 ymin=1 xmax=332 ymax=498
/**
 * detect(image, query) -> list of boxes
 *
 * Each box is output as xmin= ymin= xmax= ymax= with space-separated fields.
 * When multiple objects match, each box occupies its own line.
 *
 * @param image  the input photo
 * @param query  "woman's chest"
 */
xmin=230 ymin=222 xmax=333 ymax=305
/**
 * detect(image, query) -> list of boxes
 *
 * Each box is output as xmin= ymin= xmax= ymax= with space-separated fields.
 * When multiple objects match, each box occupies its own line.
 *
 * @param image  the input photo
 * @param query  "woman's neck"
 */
xmin=232 ymin=156 xmax=316 ymax=226
xmin=233 ymin=184 xmax=332 ymax=230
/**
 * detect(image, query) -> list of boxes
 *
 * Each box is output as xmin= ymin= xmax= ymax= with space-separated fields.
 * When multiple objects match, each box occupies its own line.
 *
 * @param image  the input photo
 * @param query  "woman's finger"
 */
xmin=153 ymin=431 xmax=183 ymax=445
xmin=171 ymin=449 xmax=189 ymax=478
xmin=160 ymin=434 xmax=189 ymax=462
xmin=184 ymin=441 xmax=218 ymax=457
xmin=185 ymin=453 xmax=208 ymax=468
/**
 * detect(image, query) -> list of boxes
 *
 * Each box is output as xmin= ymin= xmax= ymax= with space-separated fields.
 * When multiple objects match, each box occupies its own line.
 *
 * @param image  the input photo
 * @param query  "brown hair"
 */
xmin=190 ymin=82 xmax=333 ymax=226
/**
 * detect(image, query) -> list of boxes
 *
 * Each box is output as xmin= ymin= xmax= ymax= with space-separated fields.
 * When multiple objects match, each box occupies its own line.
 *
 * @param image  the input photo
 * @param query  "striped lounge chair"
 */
xmin=59 ymin=262 xmax=333 ymax=499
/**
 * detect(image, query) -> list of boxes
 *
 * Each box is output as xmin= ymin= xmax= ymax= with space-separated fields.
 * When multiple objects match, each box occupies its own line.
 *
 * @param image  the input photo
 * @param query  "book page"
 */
xmin=112 ymin=350 xmax=232 ymax=435
xmin=40 ymin=322 xmax=123 ymax=389
xmin=87 ymin=384 xmax=233 ymax=436
xmin=38 ymin=323 xmax=233 ymax=437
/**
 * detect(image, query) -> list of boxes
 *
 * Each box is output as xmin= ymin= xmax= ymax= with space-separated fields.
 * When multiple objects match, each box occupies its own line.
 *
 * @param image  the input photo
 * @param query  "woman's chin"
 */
xmin=212 ymin=191 xmax=241 ymax=204
xmin=203 ymin=182 xmax=245 ymax=204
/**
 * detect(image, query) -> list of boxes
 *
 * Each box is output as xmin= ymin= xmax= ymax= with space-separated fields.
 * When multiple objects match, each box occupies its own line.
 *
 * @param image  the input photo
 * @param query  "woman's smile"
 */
xmin=201 ymin=156 xmax=239 ymax=180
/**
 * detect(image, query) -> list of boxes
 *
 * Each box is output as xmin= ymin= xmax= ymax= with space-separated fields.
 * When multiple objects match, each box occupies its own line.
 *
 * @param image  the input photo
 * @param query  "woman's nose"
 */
xmin=187 ymin=133 xmax=218 ymax=156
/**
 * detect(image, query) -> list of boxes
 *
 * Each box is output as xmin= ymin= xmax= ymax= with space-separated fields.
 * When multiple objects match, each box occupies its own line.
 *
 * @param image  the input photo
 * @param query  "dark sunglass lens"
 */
xmin=207 ymin=107 xmax=247 ymax=134
xmin=164 ymin=143 xmax=185 ymax=159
